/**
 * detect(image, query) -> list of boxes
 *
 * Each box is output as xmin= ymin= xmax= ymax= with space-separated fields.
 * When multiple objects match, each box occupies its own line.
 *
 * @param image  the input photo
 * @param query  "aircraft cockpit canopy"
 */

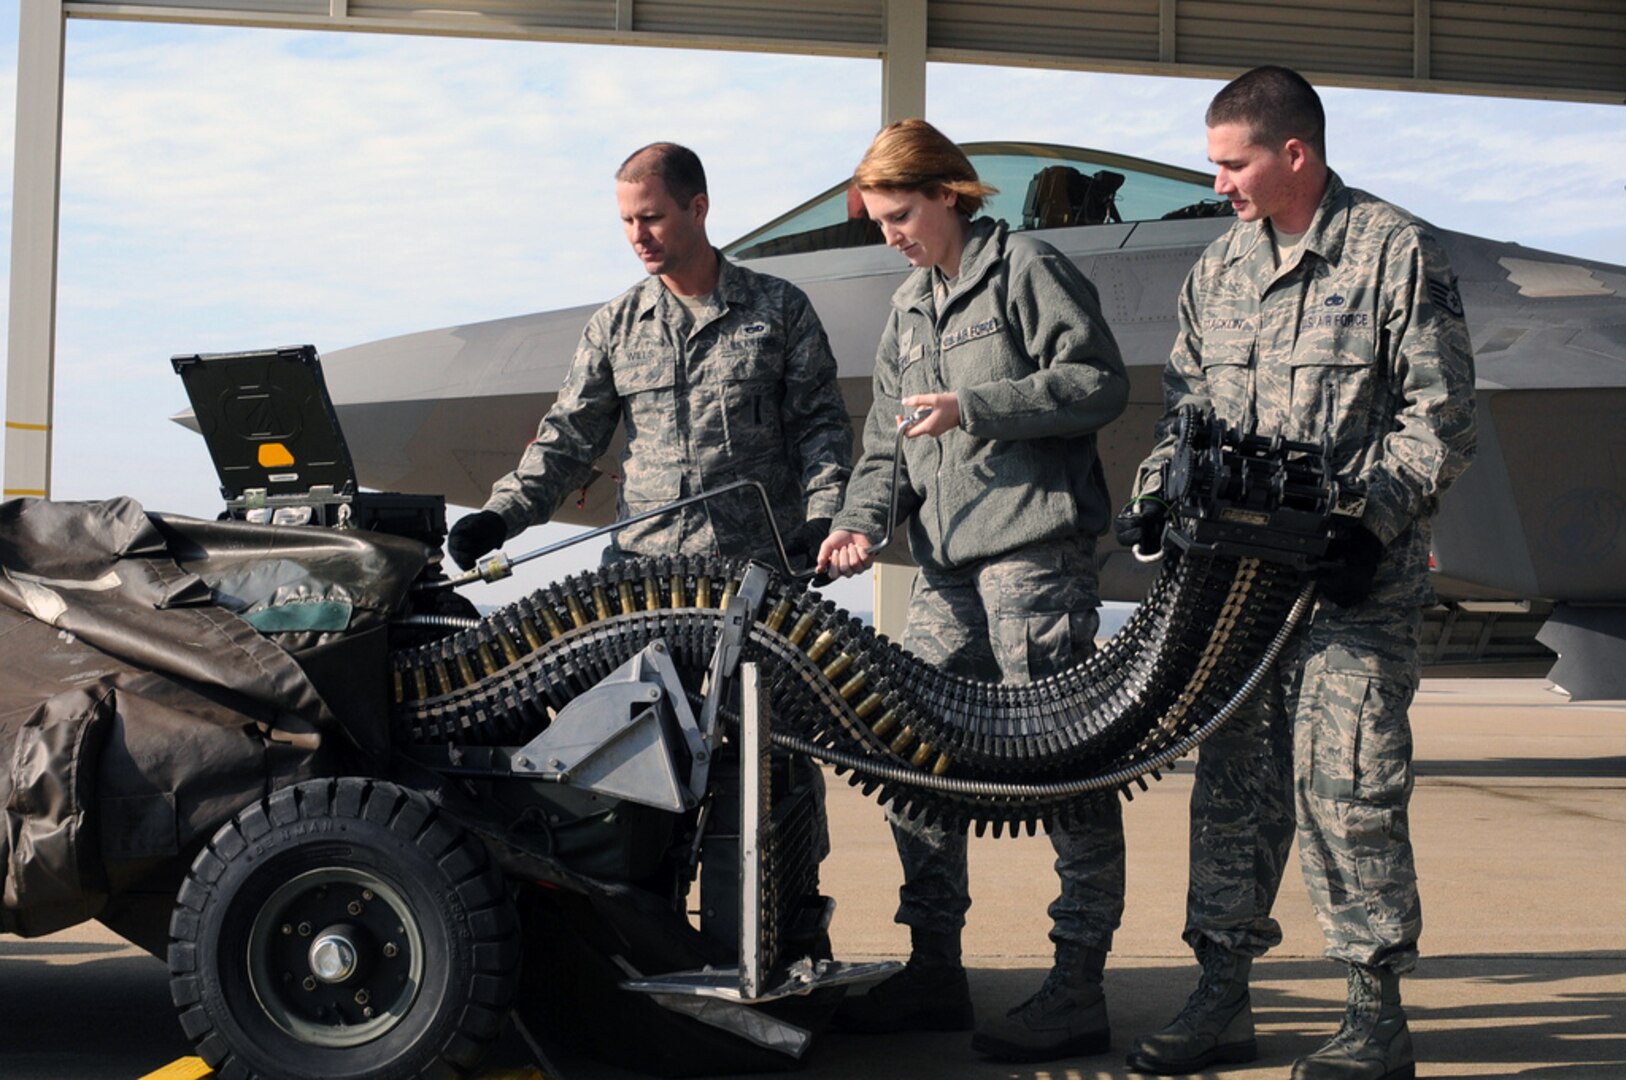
xmin=723 ymin=141 xmax=1229 ymax=261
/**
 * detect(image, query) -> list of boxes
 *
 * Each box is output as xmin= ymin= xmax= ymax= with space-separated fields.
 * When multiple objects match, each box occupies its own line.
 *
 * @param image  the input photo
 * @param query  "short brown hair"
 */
xmin=1207 ymin=66 xmax=1326 ymax=159
xmin=616 ymin=142 xmax=707 ymax=209
xmin=853 ymin=119 xmax=997 ymax=218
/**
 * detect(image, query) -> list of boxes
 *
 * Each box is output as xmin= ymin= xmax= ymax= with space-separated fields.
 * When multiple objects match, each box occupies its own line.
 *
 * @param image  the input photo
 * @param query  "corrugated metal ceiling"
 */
xmin=61 ymin=0 xmax=1626 ymax=102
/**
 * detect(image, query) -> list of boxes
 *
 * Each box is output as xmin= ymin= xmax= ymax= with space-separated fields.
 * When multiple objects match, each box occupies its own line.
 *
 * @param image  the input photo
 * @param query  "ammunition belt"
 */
xmin=389 ymin=549 xmax=1308 ymax=831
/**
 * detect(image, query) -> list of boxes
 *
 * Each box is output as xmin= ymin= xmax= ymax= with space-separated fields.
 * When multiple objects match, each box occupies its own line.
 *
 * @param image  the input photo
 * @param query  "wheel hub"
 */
xmin=308 ymin=928 xmax=361 ymax=984
xmin=247 ymin=868 xmax=425 ymax=1047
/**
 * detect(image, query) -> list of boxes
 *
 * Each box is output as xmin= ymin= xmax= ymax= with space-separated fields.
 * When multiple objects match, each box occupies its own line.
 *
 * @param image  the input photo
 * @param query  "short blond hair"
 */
xmin=853 ymin=119 xmax=997 ymax=218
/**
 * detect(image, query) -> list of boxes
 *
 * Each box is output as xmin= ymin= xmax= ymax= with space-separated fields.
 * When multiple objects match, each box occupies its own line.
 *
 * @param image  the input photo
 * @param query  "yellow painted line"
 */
xmin=138 ymin=1059 xmax=214 ymax=1080
xmin=4 ymin=420 xmax=49 ymax=430
xmin=138 ymin=1059 xmax=547 ymax=1080
xmin=3 ymin=489 xmax=47 ymax=497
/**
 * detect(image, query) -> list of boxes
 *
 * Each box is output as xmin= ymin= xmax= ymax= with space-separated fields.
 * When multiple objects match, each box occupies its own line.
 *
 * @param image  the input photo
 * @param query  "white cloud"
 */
xmin=931 ymin=65 xmax=1626 ymax=264
xmin=0 ymin=5 xmax=1621 ymax=528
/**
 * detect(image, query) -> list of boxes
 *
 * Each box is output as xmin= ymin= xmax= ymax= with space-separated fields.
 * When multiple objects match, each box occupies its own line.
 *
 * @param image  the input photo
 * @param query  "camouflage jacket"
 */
xmin=834 ymin=217 xmax=1128 ymax=573
xmin=1132 ymin=172 xmax=1477 ymax=605
xmin=484 ymin=254 xmax=852 ymax=560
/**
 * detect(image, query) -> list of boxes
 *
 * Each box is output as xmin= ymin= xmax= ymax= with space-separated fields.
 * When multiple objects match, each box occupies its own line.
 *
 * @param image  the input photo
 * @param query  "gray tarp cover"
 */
xmin=0 ymin=497 xmax=429 ymax=940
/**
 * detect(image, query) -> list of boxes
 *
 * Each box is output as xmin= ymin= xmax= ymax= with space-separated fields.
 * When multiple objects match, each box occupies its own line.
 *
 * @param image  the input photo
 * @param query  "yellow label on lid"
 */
xmin=257 ymin=442 xmax=295 ymax=468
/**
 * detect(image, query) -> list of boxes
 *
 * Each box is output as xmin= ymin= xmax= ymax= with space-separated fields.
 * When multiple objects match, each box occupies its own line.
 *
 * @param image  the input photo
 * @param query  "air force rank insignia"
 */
xmin=1427 ymin=279 xmax=1465 ymax=318
xmin=742 ymin=321 xmax=769 ymax=336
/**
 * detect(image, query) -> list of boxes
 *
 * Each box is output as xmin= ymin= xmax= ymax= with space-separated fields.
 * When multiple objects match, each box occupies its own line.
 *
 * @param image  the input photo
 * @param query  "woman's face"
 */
xmin=860 ymin=187 xmax=969 ymax=276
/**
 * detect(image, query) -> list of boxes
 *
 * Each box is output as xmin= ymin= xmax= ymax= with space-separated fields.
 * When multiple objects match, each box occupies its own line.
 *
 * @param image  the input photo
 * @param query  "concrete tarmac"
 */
xmin=2 ymin=678 xmax=1622 ymax=1079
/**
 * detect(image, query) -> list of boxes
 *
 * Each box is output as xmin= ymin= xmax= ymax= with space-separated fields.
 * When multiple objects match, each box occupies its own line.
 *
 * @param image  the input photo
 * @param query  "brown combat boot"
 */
xmin=971 ymin=941 xmax=1110 ymax=1062
xmin=1290 ymin=963 xmax=1415 ymax=1080
xmin=830 ymin=927 xmax=974 ymax=1033
xmin=1125 ymin=938 xmax=1256 ymax=1074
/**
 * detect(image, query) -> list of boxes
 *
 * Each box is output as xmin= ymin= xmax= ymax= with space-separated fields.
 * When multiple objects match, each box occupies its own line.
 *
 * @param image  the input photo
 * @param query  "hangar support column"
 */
xmin=881 ymin=0 xmax=926 ymax=125
xmin=4 ymin=0 xmax=66 ymax=499
xmin=873 ymin=0 xmax=927 ymax=640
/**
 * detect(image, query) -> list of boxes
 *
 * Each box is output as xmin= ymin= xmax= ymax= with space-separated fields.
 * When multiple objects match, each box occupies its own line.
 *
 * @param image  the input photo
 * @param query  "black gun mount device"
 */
xmin=1163 ymin=405 xmax=1368 ymax=570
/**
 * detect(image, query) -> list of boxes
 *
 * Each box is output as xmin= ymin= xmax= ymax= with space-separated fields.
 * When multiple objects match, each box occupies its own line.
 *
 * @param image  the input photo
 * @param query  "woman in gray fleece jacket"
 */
xmin=819 ymin=120 xmax=1131 ymax=1064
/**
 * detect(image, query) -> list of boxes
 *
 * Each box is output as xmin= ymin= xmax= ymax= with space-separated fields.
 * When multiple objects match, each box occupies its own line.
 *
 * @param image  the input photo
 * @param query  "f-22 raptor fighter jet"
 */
xmin=303 ymin=142 xmax=1626 ymax=698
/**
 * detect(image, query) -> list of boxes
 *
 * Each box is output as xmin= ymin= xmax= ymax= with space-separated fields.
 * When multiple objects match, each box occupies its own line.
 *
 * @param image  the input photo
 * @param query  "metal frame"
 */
xmin=737 ymin=661 xmax=766 ymax=1001
xmin=4 ymin=0 xmax=65 ymax=499
xmin=618 ymin=655 xmax=897 ymax=1020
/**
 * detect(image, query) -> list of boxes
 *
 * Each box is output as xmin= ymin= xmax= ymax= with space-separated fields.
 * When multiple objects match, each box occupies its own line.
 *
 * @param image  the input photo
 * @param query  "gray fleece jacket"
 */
xmin=833 ymin=217 xmax=1128 ymax=572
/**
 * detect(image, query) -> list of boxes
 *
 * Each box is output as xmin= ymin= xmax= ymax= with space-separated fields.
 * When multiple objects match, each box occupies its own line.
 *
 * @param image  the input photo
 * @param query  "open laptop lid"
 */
xmin=171 ymin=345 xmax=356 ymax=504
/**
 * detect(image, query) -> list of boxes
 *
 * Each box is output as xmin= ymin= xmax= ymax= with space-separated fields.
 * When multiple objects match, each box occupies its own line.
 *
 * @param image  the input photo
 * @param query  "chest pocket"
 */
xmin=1199 ymin=336 xmax=1255 ymax=428
xmin=614 ymin=349 xmax=677 ymax=396
xmin=941 ymin=314 xmax=1026 ymax=387
xmin=895 ymin=317 xmax=937 ymax=399
xmin=898 ymin=343 xmax=934 ymax=400
xmin=699 ymin=329 xmax=787 ymax=459
xmin=613 ymin=348 xmax=681 ymax=504
xmin=1286 ymin=344 xmax=1382 ymax=458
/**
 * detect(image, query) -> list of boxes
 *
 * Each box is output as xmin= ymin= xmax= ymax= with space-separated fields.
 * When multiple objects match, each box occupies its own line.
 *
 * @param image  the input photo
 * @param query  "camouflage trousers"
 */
xmin=1184 ymin=597 xmax=1424 ymax=973
xmin=889 ymin=535 xmax=1127 ymax=952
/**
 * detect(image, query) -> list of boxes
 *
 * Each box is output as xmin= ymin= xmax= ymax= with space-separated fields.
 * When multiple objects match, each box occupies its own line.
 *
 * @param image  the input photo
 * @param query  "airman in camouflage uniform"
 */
xmin=447 ymin=142 xmax=851 ymax=571
xmin=821 ymin=121 xmax=1130 ymax=1064
xmin=888 ymin=534 xmax=1123 ymax=1005
xmin=1119 ymin=68 xmax=1475 ymax=1080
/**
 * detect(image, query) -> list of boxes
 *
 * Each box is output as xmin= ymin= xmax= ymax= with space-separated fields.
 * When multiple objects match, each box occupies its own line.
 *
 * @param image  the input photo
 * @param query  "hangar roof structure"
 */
xmin=6 ymin=0 xmax=1626 ymax=496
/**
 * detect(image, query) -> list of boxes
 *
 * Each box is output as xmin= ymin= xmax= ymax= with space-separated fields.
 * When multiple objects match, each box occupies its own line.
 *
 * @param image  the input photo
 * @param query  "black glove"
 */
xmin=792 ymin=517 xmax=832 ymax=566
xmin=1316 ymin=526 xmax=1384 ymax=607
xmin=1113 ymin=498 xmax=1169 ymax=561
xmin=447 ymin=510 xmax=507 ymax=571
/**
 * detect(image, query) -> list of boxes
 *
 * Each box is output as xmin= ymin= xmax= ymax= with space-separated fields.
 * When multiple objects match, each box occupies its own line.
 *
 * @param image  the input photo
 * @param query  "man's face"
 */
xmin=617 ymin=176 xmax=708 ymax=279
xmin=1207 ymin=121 xmax=1296 ymax=223
xmin=859 ymin=187 xmax=963 ymax=271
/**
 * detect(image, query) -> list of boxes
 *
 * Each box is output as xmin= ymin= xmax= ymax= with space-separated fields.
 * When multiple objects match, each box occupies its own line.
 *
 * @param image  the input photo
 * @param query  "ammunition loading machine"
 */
xmin=0 ymin=345 xmax=1365 ymax=1079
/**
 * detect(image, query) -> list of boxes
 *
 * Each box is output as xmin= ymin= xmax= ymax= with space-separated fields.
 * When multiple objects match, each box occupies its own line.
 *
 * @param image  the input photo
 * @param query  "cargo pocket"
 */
xmin=1302 ymin=654 xmax=1414 ymax=807
xmin=4 ymin=686 xmax=114 ymax=935
xmin=995 ymin=608 xmax=1098 ymax=683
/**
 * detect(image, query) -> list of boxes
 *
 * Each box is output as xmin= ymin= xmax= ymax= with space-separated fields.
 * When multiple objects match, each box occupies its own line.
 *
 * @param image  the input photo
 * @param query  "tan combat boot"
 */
xmin=971 ymin=941 xmax=1111 ymax=1062
xmin=830 ymin=927 xmax=974 ymax=1033
xmin=1125 ymin=938 xmax=1257 ymax=1074
xmin=1290 ymin=963 xmax=1415 ymax=1080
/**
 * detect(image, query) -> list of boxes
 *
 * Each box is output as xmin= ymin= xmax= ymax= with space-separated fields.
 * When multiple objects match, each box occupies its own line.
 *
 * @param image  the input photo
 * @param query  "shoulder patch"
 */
xmin=1427 ymin=279 xmax=1465 ymax=318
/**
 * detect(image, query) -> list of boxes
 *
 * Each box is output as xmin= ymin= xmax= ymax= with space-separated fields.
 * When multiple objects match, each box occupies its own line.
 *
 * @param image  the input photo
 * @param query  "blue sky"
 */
xmin=1 ymin=5 xmax=1623 ymax=608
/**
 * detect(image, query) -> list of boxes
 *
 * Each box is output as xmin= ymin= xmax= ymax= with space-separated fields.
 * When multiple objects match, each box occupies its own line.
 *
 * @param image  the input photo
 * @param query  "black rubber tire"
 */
xmin=167 ymin=778 xmax=521 ymax=1080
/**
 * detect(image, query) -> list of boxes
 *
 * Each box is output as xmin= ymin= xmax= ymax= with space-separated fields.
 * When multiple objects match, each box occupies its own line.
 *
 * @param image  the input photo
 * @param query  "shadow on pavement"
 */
xmin=0 ymin=936 xmax=136 ymax=960
xmin=1 ymin=948 xmax=1618 ymax=1079
xmin=1415 ymin=756 xmax=1626 ymax=778
xmin=698 ymin=954 xmax=1626 ymax=1080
